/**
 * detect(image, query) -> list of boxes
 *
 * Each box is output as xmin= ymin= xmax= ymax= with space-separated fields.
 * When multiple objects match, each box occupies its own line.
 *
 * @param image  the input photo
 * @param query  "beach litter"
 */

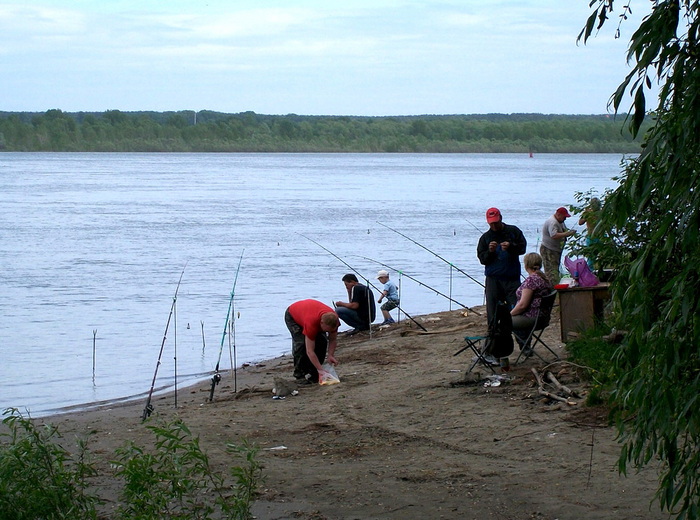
xmin=483 ymin=374 xmax=513 ymax=388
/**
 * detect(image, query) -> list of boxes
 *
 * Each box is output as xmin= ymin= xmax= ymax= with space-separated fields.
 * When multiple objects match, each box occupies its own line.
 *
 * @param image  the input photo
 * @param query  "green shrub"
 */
xmin=0 ymin=409 xmax=263 ymax=520
xmin=565 ymin=325 xmax=617 ymax=406
xmin=0 ymin=408 xmax=100 ymax=520
xmin=112 ymin=419 xmax=263 ymax=520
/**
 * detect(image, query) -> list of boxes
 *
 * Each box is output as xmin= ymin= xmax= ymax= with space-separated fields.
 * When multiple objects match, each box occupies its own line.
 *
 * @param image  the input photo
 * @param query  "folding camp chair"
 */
xmin=514 ymin=291 xmax=559 ymax=364
xmin=454 ymin=333 xmax=498 ymax=374
xmin=454 ymin=301 xmax=513 ymax=374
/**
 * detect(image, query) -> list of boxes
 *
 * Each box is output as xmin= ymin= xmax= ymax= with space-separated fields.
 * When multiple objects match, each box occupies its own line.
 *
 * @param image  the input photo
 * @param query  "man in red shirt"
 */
xmin=284 ymin=299 xmax=339 ymax=384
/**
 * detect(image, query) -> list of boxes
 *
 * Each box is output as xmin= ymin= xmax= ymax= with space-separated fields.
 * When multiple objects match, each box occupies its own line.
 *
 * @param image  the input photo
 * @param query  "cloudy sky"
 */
xmin=0 ymin=1 xmax=649 ymax=116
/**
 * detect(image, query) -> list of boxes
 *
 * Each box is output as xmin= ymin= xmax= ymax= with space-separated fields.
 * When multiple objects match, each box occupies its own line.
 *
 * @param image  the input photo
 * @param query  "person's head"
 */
xmin=342 ymin=273 xmax=359 ymax=289
xmin=320 ymin=312 xmax=339 ymax=332
xmin=486 ymin=207 xmax=504 ymax=231
xmin=589 ymin=197 xmax=601 ymax=211
xmin=523 ymin=252 xmax=543 ymax=273
xmin=555 ymin=206 xmax=571 ymax=223
xmin=376 ymin=269 xmax=390 ymax=283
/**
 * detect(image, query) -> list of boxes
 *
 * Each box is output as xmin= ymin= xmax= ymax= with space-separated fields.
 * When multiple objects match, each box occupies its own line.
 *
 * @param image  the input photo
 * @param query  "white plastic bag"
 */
xmin=319 ymin=363 xmax=340 ymax=385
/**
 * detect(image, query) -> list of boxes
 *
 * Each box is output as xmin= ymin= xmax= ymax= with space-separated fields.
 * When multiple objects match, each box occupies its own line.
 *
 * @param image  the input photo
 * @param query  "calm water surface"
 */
xmin=0 ymin=153 xmax=624 ymax=416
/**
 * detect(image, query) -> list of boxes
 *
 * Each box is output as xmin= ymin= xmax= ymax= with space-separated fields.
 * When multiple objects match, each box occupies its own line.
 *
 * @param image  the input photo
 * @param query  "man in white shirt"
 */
xmin=540 ymin=207 xmax=575 ymax=284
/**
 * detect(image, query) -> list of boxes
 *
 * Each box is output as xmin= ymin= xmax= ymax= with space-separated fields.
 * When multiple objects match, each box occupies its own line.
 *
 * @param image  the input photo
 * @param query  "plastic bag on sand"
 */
xmin=319 ymin=363 xmax=340 ymax=385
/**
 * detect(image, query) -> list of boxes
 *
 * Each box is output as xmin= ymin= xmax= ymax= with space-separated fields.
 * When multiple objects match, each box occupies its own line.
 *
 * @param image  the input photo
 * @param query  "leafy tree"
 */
xmin=0 ymin=110 xmax=645 ymax=152
xmin=579 ymin=2 xmax=700 ymax=518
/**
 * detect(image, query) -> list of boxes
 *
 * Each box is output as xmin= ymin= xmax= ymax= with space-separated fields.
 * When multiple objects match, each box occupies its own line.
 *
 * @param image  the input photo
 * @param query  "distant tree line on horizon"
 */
xmin=0 ymin=109 xmax=648 ymax=153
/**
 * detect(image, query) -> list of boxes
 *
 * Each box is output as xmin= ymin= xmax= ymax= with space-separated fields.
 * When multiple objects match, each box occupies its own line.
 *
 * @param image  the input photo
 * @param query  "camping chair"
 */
xmin=514 ymin=291 xmax=559 ymax=364
xmin=454 ymin=301 xmax=513 ymax=374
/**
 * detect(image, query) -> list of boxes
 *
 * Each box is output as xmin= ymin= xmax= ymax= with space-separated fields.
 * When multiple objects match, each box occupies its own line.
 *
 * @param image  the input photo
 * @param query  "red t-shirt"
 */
xmin=288 ymin=299 xmax=336 ymax=338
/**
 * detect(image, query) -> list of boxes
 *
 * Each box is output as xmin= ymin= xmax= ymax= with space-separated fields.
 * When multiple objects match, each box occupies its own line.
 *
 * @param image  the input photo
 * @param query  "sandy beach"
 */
xmin=9 ymin=306 xmax=666 ymax=520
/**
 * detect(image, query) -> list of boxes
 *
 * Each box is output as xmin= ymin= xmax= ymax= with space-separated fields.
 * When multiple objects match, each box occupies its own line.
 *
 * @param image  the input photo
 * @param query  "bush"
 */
xmin=112 ymin=419 xmax=263 ymax=520
xmin=565 ymin=325 xmax=616 ymax=406
xmin=0 ymin=409 xmax=263 ymax=520
xmin=0 ymin=408 xmax=100 ymax=520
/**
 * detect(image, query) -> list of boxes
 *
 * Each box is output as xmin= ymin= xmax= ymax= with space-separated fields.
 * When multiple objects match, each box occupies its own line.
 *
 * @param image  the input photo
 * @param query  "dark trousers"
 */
xmin=284 ymin=308 xmax=327 ymax=381
xmin=484 ymin=276 xmax=520 ymax=325
xmin=511 ymin=314 xmax=536 ymax=348
xmin=336 ymin=307 xmax=369 ymax=330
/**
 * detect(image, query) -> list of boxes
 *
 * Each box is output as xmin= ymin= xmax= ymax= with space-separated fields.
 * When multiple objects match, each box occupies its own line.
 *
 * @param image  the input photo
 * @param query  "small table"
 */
xmin=558 ymin=283 xmax=610 ymax=341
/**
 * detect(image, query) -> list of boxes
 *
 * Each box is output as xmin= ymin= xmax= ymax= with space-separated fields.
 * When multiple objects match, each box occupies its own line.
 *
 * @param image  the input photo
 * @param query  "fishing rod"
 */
xmin=358 ymin=256 xmax=482 ymax=316
xmin=377 ymin=221 xmax=485 ymax=289
xmin=174 ymin=297 xmax=178 ymax=408
xmin=142 ymin=263 xmax=187 ymax=422
xmin=209 ymin=250 xmax=244 ymax=402
xmin=299 ymin=233 xmax=428 ymax=332
xmin=465 ymin=218 xmax=482 ymax=233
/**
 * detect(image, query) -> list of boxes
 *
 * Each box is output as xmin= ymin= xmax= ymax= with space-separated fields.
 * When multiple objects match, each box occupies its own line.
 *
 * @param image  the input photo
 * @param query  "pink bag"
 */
xmin=564 ymin=257 xmax=600 ymax=287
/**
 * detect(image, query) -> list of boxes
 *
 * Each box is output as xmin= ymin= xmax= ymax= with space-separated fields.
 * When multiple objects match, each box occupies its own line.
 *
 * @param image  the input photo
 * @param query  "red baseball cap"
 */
xmin=556 ymin=206 xmax=571 ymax=218
xmin=486 ymin=207 xmax=502 ymax=223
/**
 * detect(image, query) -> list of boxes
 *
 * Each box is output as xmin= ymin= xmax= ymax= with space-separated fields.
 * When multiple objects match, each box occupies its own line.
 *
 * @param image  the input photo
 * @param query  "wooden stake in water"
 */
xmin=92 ymin=329 xmax=97 ymax=383
xmin=200 ymin=320 xmax=206 ymax=352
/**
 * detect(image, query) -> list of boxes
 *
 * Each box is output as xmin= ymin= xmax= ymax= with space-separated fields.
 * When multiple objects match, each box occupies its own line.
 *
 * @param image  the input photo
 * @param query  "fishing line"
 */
xmin=209 ymin=250 xmax=244 ymax=402
xmin=299 ymin=233 xmax=427 ymax=332
xmin=358 ymin=256 xmax=482 ymax=315
xmin=141 ymin=262 xmax=187 ymax=422
xmin=376 ymin=221 xmax=485 ymax=289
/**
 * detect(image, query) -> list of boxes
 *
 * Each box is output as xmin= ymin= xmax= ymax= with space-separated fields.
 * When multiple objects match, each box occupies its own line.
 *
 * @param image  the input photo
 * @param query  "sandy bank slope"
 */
xmin=29 ymin=307 xmax=664 ymax=520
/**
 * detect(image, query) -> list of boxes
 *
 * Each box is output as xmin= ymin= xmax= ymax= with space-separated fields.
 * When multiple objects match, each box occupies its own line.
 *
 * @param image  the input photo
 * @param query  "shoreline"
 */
xmin=4 ymin=307 xmax=668 ymax=520
xmin=21 ymin=353 xmax=292 ymax=421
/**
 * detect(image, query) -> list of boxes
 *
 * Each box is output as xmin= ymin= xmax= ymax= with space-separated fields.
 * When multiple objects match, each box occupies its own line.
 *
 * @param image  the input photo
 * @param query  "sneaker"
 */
xmin=345 ymin=328 xmax=361 ymax=336
xmin=471 ymin=354 xmax=499 ymax=366
xmin=295 ymin=378 xmax=312 ymax=386
xmin=483 ymin=354 xmax=500 ymax=365
xmin=386 ymin=317 xmax=395 ymax=324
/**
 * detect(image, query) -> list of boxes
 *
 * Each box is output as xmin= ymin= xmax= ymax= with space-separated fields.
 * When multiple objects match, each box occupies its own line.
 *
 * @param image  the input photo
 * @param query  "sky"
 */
xmin=0 ymin=1 xmax=651 ymax=116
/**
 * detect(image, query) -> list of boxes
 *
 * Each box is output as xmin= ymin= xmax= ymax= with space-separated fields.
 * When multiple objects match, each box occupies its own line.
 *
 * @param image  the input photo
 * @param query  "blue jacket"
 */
xmin=476 ymin=223 xmax=527 ymax=281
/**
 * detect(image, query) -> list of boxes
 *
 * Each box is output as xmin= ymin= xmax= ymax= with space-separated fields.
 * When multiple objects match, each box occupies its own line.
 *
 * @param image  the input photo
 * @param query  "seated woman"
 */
xmin=510 ymin=252 xmax=553 ymax=351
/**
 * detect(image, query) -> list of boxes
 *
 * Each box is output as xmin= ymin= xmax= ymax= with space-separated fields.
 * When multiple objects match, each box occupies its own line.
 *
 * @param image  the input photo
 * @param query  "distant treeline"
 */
xmin=0 ymin=109 xmax=648 ymax=153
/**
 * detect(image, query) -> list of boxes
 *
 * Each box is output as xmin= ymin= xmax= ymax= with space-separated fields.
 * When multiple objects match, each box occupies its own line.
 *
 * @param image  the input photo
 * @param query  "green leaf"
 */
xmin=631 ymin=85 xmax=646 ymax=138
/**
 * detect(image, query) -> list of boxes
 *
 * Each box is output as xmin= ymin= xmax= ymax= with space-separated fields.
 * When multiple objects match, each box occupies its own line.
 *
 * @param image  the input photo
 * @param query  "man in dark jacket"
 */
xmin=476 ymin=207 xmax=527 ymax=324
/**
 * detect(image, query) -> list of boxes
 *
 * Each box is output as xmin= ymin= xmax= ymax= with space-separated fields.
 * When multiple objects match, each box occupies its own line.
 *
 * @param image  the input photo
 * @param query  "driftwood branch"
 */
xmin=530 ymin=368 xmax=576 ymax=405
xmin=602 ymin=329 xmax=627 ymax=344
xmin=403 ymin=323 xmax=476 ymax=336
xmin=531 ymin=367 xmax=545 ymax=387
xmin=545 ymin=371 xmax=579 ymax=398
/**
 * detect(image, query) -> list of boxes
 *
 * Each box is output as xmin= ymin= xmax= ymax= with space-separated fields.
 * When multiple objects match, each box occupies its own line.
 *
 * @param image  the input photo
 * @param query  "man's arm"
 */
xmin=305 ymin=336 xmax=323 ymax=372
xmin=336 ymin=300 xmax=359 ymax=309
xmin=336 ymin=286 xmax=359 ymax=309
xmin=551 ymin=227 xmax=575 ymax=240
xmin=477 ymin=234 xmax=495 ymax=265
xmin=509 ymin=226 xmax=528 ymax=255
xmin=326 ymin=331 xmax=338 ymax=365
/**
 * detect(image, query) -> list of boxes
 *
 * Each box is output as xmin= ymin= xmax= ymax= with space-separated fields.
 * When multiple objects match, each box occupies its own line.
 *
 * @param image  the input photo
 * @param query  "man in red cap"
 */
xmin=477 ymin=207 xmax=527 ymax=324
xmin=540 ymin=206 xmax=576 ymax=284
